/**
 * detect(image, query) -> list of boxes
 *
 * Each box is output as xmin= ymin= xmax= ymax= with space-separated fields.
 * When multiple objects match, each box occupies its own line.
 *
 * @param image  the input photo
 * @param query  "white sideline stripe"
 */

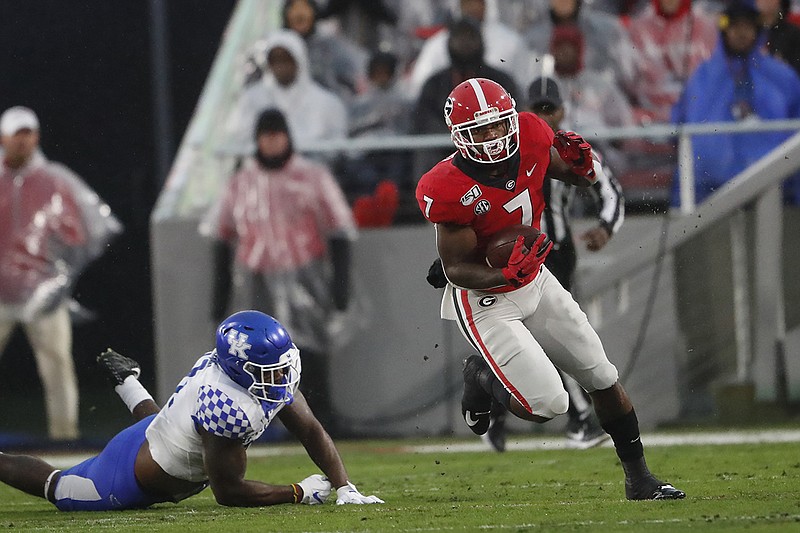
xmin=37 ymin=429 xmax=800 ymax=467
xmin=403 ymin=429 xmax=800 ymax=454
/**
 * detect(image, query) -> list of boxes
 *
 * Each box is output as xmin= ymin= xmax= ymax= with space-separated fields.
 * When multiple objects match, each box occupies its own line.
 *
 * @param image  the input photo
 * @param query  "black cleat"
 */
xmin=461 ymin=355 xmax=492 ymax=436
xmin=97 ymin=348 xmax=141 ymax=386
xmin=565 ymin=412 xmax=611 ymax=449
xmin=482 ymin=402 xmax=507 ymax=452
xmin=626 ymin=475 xmax=686 ymax=500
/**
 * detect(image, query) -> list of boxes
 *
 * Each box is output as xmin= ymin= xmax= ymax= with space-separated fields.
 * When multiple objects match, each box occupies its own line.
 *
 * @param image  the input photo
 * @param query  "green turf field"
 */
xmin=1 ymin=434 xmax=799 ymax=531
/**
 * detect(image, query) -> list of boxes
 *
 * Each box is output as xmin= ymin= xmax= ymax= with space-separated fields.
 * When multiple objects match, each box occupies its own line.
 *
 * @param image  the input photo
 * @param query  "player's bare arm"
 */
xmin=278 ymin=391 xmax=349 ymax=489
xmin=436 ymin=222 xmax=508 ymax=290
xmin=200 ymin=429 xmax=295 ymax=506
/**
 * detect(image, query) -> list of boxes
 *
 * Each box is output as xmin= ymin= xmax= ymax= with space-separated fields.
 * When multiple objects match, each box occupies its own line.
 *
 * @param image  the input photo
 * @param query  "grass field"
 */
xmin=1 ymin=431 xmax=799 ymax=532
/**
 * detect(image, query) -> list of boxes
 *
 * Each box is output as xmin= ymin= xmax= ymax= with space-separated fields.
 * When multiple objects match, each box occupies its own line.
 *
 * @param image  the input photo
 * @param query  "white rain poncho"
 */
xmin=201 ymin=154 xmax=357 ymax=352
xmin=0 ymin=151 xmax=122 ymax=321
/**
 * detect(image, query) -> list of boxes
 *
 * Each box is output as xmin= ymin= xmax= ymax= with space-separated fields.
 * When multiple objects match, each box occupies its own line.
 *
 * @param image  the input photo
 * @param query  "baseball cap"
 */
xmin=528 ymin=77 xmax=563 ymax=112
xmin=719 ymin=2 xmax=760 ymax=30
xmin=0 ymin=106 xmax=39 ymax=136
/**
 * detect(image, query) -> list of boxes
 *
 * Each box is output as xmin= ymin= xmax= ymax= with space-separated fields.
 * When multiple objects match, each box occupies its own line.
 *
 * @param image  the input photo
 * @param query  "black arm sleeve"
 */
xmin=329 ymin=237 xmax=350 ymax=311
xmin=212 ymin=240 xmax=233 ymax=322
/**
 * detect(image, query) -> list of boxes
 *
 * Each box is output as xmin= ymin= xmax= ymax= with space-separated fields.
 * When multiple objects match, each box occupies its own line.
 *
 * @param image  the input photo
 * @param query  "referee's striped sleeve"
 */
xmin=591 ymin=160 xmax=624 ymax=235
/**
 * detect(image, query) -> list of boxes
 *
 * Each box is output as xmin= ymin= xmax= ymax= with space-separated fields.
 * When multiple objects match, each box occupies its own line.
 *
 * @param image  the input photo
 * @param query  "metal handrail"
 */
xmin=579 ymin=131 xmax=800 ymax=298
xmin=206 ymin=118 xmax=800 ymax=156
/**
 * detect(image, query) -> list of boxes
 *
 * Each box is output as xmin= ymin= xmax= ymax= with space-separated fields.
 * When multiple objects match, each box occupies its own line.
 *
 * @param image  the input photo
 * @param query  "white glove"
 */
xmin=296 ymin=474 xmax=332 ymax=504
xmin=335 ymin=482 xmax=384 ymax=505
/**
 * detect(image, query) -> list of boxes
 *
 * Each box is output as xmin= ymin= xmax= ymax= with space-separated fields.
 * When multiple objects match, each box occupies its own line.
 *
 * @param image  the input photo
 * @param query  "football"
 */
xmin=485 ymin=224 xmax=542 ymax=268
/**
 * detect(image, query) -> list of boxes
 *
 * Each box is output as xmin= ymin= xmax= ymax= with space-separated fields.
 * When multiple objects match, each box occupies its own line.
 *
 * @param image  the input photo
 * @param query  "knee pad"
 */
xmin=550 ymin=390 xmax=570 ymax=416
xmin=590 ymin=362 xmax=619 ymax=392
xmin=533 ymin=390 xmax=569 ymax=419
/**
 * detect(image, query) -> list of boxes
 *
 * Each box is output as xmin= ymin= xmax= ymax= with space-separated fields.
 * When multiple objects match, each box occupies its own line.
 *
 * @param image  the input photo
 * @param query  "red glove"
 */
xmin=501 ymin=234 xmax=553 ymax=288
xmin=554 ymin=130 xmax=595 ymax=180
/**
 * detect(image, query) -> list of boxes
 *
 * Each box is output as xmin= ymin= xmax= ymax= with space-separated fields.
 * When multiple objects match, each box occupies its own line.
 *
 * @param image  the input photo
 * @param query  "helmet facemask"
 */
xmin=450 ymin=107 xmax=519 ymax=164
xmin=241 ymin=346 xmax=301 ymax=404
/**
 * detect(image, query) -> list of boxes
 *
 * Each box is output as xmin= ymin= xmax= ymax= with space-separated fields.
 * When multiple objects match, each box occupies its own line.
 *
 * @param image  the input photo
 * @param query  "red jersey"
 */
xmin=416 ymin=111 xmax=553 ymax=261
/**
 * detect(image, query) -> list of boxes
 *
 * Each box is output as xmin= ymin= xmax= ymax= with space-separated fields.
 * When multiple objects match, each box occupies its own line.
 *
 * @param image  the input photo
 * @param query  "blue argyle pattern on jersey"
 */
xmin=192 ymin=385 xmax=252 ymax=440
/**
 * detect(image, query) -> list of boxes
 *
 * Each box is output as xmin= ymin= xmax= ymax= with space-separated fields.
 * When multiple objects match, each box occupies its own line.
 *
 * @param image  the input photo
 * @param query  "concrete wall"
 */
xmin=152 ymin=213 xmax=799 ymax=436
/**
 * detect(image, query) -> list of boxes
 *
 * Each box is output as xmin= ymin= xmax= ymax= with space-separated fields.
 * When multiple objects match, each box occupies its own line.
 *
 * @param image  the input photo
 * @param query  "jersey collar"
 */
xmin=453 ymin=151 xmax=521 ymax=190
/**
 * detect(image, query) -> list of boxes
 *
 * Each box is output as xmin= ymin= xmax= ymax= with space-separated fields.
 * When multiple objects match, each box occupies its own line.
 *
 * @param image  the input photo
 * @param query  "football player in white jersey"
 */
xmin=0 ymin=310 xmax=383 ymax=511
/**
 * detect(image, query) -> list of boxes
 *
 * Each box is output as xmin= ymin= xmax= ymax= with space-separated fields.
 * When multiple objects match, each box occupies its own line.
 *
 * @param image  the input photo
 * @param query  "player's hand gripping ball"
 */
xmin=485 ymin=224 xmax=543 ymax=268
xmin=485 ymin=225 xmax=553 ymax=288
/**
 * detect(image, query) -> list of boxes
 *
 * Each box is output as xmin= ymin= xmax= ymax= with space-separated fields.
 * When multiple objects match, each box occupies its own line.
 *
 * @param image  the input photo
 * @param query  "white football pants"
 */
xmin=442 ymin=266 xmax=618 ymax=419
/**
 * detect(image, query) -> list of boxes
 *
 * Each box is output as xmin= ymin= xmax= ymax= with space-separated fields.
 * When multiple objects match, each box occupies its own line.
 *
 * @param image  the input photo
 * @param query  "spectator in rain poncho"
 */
xmin=282 ymin=0 xmax=369 ymax=103
xmin=521 ymin=0 xmax=635 ymax=90
xmin=536 ymin=25 xmax=636 ymax=174
xmin=344 ymin=51 xmax=410 ymax=223
xmin=406 ymin=0 xmax=529 ymax=100
xmin=756 ymin=0 xmax=800 ymax=76
xmin=627 ymin=0 xmax=718 ymax=124
xmin=203 ymin=108 xmax=357 ymax=434
xmin=671 ymin=2 xmax=800 ymax=205
xmin=0 ymin=106 xmax=122 ymax=441
xmin=228 ymin=29 xmax=348 ymax=154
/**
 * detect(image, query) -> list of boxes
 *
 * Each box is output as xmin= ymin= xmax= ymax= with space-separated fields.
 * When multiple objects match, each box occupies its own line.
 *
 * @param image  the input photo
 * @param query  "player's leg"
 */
xmin=25 ymin=304 xmax=79 ymax=440
xmin=52 ymin=414 xmax=167 ymax=511
xmin=0 ymin=451 xmax=61 ymax=502
xmin=542 ymin=242 xmax=605 ymax=446
xmin=560 ymin=370 xmax=609 ymax=448
xmin=530 ymin=271 xmax=685 ymax=500
xmin=451 ymin=285 xmax=568 ymax=433
xmin=97 ymin=349 xmax=159 ymax=420
xmin=590 ymin=382 xmax=684 ymax=500
xmin=0 ymin=321 xmax=64 ymax=502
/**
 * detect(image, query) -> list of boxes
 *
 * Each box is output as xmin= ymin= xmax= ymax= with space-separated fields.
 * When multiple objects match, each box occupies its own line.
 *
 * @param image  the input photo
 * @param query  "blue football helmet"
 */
xmin=215 ymin=310 xmax=301 ymax=405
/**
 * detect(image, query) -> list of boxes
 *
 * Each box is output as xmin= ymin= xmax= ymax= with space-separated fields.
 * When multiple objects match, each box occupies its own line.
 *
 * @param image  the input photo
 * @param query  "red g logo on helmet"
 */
xmin=445 ymin=78 xmax=519 ymax=164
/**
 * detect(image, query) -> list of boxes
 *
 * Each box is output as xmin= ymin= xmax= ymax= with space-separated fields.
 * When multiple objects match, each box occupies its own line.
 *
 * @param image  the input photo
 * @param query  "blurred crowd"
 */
xmin=227 ymin=0 xmax=800 ymax=223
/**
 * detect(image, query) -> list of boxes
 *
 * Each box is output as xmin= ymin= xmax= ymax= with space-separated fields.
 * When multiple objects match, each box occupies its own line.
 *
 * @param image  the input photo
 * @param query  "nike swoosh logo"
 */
xmin=465 ymin=410 xmax=490 ymax=426
xmin=312 ymin=491 xmax=324 ymax=503
xmin=526 ymin=163 xmax=537 ymax=176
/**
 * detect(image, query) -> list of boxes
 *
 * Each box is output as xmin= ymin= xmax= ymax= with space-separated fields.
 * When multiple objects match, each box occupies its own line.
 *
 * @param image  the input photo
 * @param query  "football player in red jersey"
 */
xmin=415 ymin=78 xmax=685 ymax=501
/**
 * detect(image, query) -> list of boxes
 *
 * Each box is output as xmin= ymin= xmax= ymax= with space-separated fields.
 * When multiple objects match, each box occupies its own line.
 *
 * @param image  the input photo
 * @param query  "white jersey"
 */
xmin=145 ymin=352 xmax=295 ymax=482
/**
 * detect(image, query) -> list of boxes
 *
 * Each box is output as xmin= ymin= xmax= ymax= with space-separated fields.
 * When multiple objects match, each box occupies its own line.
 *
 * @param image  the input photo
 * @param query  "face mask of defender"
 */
xmin=451 ymin=111 xmax=519 ymax=164
xmin=242 ymin=347 xmax=301 ymax=404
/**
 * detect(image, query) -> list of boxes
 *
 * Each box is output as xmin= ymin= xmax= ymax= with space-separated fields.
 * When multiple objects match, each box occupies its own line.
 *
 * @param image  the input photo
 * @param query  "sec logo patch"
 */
xmin=474 ymin=199 xmax=491 ymax=216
